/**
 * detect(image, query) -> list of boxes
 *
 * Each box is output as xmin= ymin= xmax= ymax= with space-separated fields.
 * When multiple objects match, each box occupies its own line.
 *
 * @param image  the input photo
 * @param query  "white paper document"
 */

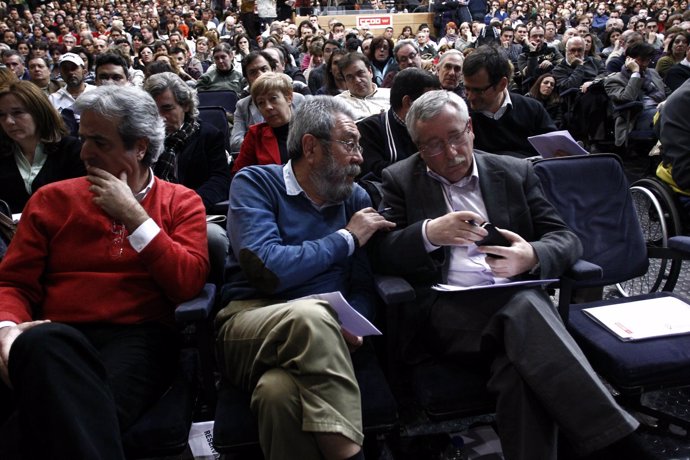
xmin=295 ymin=291 xmax=382 ymax=336
xmin=583 ymin=297 xmax=690 ymax=341
xmin=432 ymin=279 xmax=558 ymax=292
xmin=528 ymin=130 xmax=589 ymax=158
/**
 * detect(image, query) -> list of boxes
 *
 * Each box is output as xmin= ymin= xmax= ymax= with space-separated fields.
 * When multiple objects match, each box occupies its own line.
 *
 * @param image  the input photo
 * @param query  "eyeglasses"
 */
xmin=321 ymin=139 xmax=363 ymax=156
xmin=464 ymin=81 xmax=497 ymax=95
xmin=397 ymin=51 xmax=418 ymax=63
xmin=419 ymin=121 xmax=471 ymax=157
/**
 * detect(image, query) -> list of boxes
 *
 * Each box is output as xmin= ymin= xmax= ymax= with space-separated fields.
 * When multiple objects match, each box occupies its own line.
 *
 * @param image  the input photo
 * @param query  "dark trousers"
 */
xmin=424 ymin=287 xmax=638 ymax=460
xmin=0 ymin=322 xmax=178 ymax=460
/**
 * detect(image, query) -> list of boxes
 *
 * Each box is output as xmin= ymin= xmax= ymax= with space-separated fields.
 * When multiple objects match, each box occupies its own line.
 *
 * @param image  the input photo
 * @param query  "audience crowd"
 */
xmin=1 ymin=0 xmax=689 ymax=458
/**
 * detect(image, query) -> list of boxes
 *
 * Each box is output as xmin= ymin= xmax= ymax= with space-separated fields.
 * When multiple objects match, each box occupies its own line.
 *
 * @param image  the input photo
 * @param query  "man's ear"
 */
xmin=301 ymin=133 xmax=319 ymax=165
xmin=135 ymin=138 xmax=149 ymax=161
xmin=401 ymin=95 xmax=413 ymax=112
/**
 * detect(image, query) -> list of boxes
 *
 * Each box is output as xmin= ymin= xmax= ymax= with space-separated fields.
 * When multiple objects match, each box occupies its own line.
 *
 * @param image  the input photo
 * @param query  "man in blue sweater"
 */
xmin=215 ymin=96 xmax=395 ymax=460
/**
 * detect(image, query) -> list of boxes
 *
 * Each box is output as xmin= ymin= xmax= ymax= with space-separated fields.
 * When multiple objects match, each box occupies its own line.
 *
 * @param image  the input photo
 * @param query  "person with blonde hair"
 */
xmin=0 ymin=80 xmax=84 ymax=213
xmin=232 ymin=72 xmax=294 ymax=175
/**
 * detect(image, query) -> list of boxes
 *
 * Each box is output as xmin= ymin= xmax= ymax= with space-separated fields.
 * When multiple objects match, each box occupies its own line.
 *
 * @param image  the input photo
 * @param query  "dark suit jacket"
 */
xmin=177 ymin=120 xmax=231 ymax=211
xmin=374 ymin=151 xmax=582 ymax=354
xmin=0 ymin=136 xmax=84 ymax=214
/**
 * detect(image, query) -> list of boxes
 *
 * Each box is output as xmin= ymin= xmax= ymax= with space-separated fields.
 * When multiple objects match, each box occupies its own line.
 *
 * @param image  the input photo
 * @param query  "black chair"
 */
xmin=198 ymin=106 xmax=231 ymax=155
xmin=197 ymin=90 xmax=239 ymax=114
xmin=533 ymin=153 xmax=690 ymax=431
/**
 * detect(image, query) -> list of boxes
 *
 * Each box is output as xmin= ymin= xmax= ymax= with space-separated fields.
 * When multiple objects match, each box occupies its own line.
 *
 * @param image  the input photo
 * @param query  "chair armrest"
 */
xmin=668 ymin=236 xmax=690 ymax=255
xmin=612 ymin=100 xmax=643 ymax=117
xmin=175 ymin=283 xmax=217 ymax=322
xmin=563 ymin=259 xmax=603 ymax=281
xmin=374 ymin=275 xmax=416 ymax=305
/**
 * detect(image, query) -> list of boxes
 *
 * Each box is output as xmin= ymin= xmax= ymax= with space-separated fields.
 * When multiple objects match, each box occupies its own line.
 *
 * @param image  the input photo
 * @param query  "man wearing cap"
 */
xmin=48 ymin=52 xmax=95 ymax=122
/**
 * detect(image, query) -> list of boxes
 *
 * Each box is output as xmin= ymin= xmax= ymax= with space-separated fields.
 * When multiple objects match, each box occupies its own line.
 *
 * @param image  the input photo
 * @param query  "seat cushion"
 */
xmin=568 ymin=292 xmax=690 ymax=391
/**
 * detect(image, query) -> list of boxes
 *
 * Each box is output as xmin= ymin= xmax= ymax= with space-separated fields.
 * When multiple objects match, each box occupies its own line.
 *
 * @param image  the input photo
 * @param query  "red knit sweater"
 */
xmin=0 ymin=177 xmax=209 ymax=325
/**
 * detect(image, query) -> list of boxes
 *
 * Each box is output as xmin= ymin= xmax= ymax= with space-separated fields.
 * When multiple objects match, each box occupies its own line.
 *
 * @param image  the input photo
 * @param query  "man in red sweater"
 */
xmin=0 ymin=86 xmax=209 ymax=459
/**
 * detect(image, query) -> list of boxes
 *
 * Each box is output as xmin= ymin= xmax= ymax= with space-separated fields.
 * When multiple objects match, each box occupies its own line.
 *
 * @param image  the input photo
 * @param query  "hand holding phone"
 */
xmin=475 ymin=222 xmax=511 ymax=258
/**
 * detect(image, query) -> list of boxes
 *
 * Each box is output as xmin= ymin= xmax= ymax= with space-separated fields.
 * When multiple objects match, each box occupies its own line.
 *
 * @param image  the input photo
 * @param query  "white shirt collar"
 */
xmin=479 ymin=89 xmax=512 ymax=120
xmin=133 ymin=168 xmax=155 ymax=202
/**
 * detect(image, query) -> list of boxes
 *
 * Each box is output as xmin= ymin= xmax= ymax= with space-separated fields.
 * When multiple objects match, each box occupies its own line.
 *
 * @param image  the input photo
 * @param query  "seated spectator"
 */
xmin=439 ymin=22 xmax=460 ymax=49
xmin=416 ymin=30 xmax=438 ymax=60
xmin=196 ymin=42 xmax=246 ymax=93
xmin=170 ymin=45 xmax=203 ymax=81
xmin=604 ymin=42 xmax=670 ymax=147
xmin=144 ymin=72 xmax=231 ymax=212
xmin=600 ymin=28 xmax=624 ymax=60
xmin=453 ymin=22 xmax=476 ymax=52
xmin=357 ymin=68 xmax=440 ymax=180
xmin=194 ymin=37 xmax=213 ymax=72
xmin=94 ymin=52 xmax=131 ymax=87
xmin=262 ymin=45 xmax=311 ymax=95
xmin=0 ymin=85 xmax=208 ymax=457
xmin=552 ymin=36 xmax=608 ymax=144
xmin=606 ymin=30 xmax=643 ymax=73
xmin=317 ymin=48 xmax=349 ymax=96
xmin=336 ymin=52 xmax=391 ymax=121
xmin=28 ymin=56 xmax=64 ymax=96
xmin=0 ymin=81 xmax=84 ymax=214
xmin=232 ymin=72 xmax=295 ymax=175
xmin=375 ymin=88 xmax=653 ymax=460
xmin=48 ymin=52 xmax=96 ymax=122
xmin=367 ymin=36 xmax=398 ymax=88
xmin=664 ymin=41 xmax=690 ymax=92
xmin=215 ymin=96 xmax=394 ymax=460
xmin=657 ymin=79 xmax=690 ymax=211
xmin=394 ymin=40 xmax=424 ymax=71
xmin=656 ymin=31 xmax=689 ymax=78
xmin=307 ymin=40 xmax=341 ymax=94
xmin=463 ymin=45 xmax=557 ymax=157
xmin=497 ymin=26 xmax=523 ymax=72
xmin=2 ymin=50 xmax=29 ymax=81
xmin=230 ymin=52 xmax=306 ymax=154
xmin=517 ymin=25 xmax=563 ymax=91
xmin=525 ymin=73 xmax=562 ymax=128
xmin=437 ymin=50 xmax=466 ymax=98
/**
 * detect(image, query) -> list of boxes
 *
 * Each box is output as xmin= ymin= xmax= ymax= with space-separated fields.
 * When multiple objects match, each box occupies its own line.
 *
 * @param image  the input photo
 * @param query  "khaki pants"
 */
xmin=216 ymin=299 xmax=364 ymax=460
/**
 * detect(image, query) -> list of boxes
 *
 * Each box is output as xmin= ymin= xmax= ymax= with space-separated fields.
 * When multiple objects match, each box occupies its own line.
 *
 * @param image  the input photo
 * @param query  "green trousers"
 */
xmin=215 ymin=298 xmax=364 ymax=460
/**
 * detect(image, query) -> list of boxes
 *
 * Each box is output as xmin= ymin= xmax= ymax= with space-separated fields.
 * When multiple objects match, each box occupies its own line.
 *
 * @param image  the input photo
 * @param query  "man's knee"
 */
xmin=285 ymin=300 xmax=340 ymax=334
xmin=251 ymin=368 xmax=301 ymax=420
xmin=10 ymin=323 xmax=100 ymax=378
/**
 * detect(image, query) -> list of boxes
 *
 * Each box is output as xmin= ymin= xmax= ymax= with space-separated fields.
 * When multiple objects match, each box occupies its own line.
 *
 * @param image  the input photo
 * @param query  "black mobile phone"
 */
xmin=475 ymin=222 xmax=511 ymax=249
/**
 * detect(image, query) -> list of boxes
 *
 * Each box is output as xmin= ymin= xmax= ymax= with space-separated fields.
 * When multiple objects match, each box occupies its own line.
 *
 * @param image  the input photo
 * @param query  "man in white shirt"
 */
xmin=336 ymin=53 xmax=391 ymax=121
xmin=48 ymin=53 xmax=96 ymax=122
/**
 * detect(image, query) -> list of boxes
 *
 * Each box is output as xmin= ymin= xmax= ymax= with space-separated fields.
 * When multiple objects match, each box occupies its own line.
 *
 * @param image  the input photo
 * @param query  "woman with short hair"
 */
xmin=232 ymin=72 xmax=294 ymax=175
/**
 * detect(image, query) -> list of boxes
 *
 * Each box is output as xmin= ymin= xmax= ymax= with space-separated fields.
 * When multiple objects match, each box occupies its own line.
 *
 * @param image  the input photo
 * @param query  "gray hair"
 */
xmin=393 ymin=39 xmax=419 ymax=59
xmin=566 ymin=35 xmax=585 ymax=50
xmin=75 ymin=85 xmax=165 ymax=166
xmin=437 ymin=49 xmax=464 ymax=67
xmin=287 ymin=96 xmax=357 ymax=160
xmin=144 ymin=71 xmax=199 ymax=121
xmin=405 ymin=90 xmax=469 ymax=144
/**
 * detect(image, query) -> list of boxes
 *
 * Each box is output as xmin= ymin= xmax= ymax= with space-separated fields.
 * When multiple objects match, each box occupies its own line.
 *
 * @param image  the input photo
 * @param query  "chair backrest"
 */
xmin=196 ymin=90 xmax=238 ymax=114
xmin=198 ymin=106 xmax=230 ymax=153
xmin=533 ymin=154 xmax=649 ymax=286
